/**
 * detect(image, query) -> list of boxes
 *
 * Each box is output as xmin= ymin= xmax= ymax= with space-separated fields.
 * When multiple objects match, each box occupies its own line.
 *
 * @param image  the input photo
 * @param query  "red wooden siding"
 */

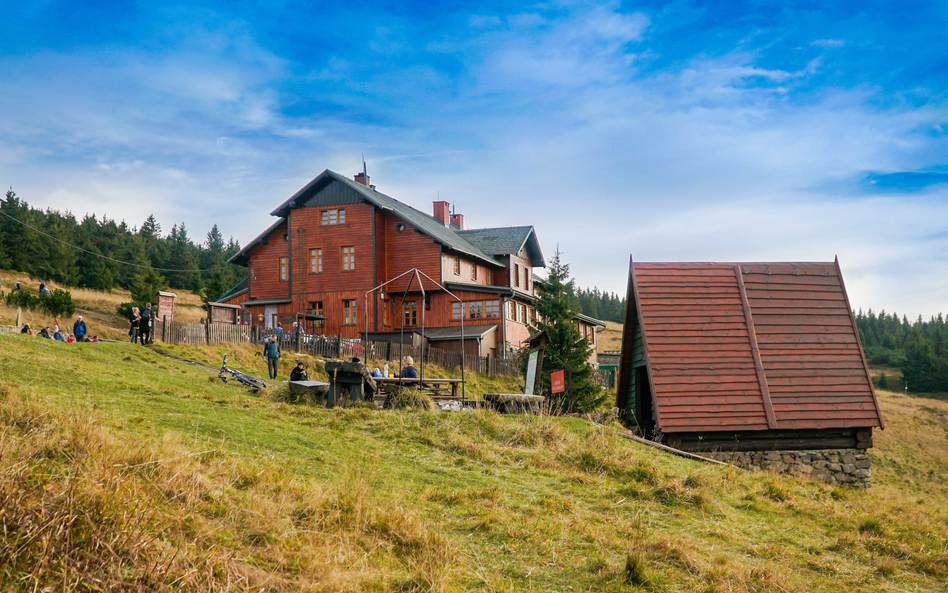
xmin=291 ymin=203 xmax=376 ymax=294
xmin=632 ymin=261 xmax=882 ymax=434
xmin=381 ymin=212 xmax=442 ymax=292
xmin=248 ymin=221 xmax=289 ymax=300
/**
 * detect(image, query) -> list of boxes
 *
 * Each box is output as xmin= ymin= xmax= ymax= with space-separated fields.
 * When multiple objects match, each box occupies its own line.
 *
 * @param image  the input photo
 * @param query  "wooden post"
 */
xmin=163 ymin=315 xmax=168 ymax=344
xmin=336 ymin=333 xmax=343 ymax=359
xmin=296 ymin=329 xmax=302 ymax=352
xmin=205 ymin=320 xmax=211 ymax=345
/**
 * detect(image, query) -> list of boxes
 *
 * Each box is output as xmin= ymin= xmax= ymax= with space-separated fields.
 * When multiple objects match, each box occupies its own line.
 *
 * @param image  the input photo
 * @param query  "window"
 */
xmin=309 ymin=301 xmax=323 ymax=328
xmin=506 ymin=301 xmax=514 ymax=320
xmin=403 ymin=301 xmax=417 ymax=326
xmin=279 ymin=257 xmax=287 ymax=282
xmin=321 ymin=209 xmax=345 ymax=225
xmin=454 ymin=256 xmax=460 ymax=275
xmin=526 ymin=270 xmax=531 ymax=291
xmin=343 ymin=299 xmax=356 ymax=325
xmin=516 ymin=304 xmax=526 ymax=323
xmin=342 ymin=246 xmax=355 ymax=271
xmin=471 ymin=264 xmax=477 ymax=281
xmin=467 ymin=301 xmax=483 ymax=319
xmin=383 ymin=298 xmax=389 ymax=326
xmin=310 ymin=248 xmax=322 ymax=274
xmin=453 ymin=300 xmax=500 ymax=320
xmin=514 ymin=264 xmax=520 ymax=287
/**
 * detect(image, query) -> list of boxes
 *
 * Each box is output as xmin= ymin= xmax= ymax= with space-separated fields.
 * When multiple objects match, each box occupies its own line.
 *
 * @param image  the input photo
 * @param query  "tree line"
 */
xmin=575 ymin=287 xmax=625 ymax=323
xmin=854 ymin=309 xmax=947 ymax=393
xmin=0 ymin=189 xmax=246 ymax=304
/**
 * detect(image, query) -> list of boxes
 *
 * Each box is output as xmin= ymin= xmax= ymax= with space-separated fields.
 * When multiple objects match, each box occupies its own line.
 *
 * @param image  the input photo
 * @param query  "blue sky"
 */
xmin=2 ymin=1 xmax=947 ymax=317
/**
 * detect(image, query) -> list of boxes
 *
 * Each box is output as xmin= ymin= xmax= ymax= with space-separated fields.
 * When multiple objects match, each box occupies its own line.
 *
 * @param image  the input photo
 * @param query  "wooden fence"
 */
xmin=154 ymin=320 xmax=522 ymax=377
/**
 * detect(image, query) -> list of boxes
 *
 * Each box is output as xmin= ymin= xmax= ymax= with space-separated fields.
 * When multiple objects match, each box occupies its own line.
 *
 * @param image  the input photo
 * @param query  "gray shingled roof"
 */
xmin=458 ymin=226 xmax=545 ymax=267
xmin=267 ymin=170 xmax=503 ymax=268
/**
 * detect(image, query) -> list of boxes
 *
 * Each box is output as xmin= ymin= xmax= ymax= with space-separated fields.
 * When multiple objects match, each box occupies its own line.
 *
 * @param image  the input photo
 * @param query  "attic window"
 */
xmin=396 ymin=223 xmax=406 ymax=232
xmin=321 ymin=209 xmax=346 ymax=225
xmin=283 ymin=233 xmax=289 ymax=241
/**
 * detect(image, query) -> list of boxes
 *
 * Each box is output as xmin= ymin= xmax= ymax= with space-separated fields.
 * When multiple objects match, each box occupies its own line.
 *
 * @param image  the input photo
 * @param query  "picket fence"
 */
xmin=154 ymin=320 xmax=522 ymax=377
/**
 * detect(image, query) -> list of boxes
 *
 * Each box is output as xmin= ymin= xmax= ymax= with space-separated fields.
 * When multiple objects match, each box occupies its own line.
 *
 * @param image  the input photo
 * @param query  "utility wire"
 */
xmin=0 ymin=208 xmax=234 ymax=273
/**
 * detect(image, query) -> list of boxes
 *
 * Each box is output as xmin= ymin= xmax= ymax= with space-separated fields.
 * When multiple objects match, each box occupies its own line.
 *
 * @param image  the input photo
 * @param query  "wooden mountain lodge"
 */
xmin=616 ymin=259 xmax=884 ymax=453
xmin=217 ymin=169 xmax=604 ymax=360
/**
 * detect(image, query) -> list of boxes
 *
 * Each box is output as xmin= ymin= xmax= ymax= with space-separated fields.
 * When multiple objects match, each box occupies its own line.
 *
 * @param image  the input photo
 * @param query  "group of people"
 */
xmin=128 ymin=303 xmax=154 ymax=345
xmin=19 ymin=315 xmax=97 ymax=342
xmin=260 ymin=334 xmax=419 ymax=382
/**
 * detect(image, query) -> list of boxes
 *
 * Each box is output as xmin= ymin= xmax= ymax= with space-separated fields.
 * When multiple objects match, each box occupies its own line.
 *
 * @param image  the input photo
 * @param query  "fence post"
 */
xmin=336 ymin=333 xmax=343 ymax=359
xmin=296 ymin=330 xmax=302 ymax=352
xmin=162 ymin=315 xmax=168 ymax=344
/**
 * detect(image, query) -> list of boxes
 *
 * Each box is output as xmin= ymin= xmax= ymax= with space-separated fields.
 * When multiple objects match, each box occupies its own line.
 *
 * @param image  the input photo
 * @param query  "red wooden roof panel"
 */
xmin=632 ymin=261 xmax=883 ymax=434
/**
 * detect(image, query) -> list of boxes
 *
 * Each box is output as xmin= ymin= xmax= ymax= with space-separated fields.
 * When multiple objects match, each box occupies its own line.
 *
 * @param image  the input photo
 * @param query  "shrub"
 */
xmin=877 ymin=372 xmax=889 ymax=390
xmin=39 ymin=289 xmax=75 ymax=317
xmin=4 ymin=289 xmax=40 ymax=310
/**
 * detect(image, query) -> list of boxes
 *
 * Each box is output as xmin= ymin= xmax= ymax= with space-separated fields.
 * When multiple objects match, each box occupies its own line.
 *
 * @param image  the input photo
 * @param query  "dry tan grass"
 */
xmin=0 ymin=380 xmax=456 ymax=592
xmin=596 ymin=321 xmax=623 ymax=353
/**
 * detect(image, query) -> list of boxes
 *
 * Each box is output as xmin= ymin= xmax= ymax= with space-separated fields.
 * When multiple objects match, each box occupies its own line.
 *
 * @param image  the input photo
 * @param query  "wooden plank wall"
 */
xmin=247 ymin=221 xmax=289 ymax=300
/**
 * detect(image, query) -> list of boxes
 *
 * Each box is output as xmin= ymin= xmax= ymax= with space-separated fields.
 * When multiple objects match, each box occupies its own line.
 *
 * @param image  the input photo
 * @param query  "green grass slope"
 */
xmin=1 ymin=334 xmax=947 ymax=592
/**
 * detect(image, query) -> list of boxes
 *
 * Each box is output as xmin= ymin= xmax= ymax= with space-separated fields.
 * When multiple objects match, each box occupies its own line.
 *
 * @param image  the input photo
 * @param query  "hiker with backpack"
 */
xmin=138 ymin=303 xmax=153 ymax=344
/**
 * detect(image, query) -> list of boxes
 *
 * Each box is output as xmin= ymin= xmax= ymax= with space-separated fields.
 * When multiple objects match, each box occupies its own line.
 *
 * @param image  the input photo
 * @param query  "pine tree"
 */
xmin=531 ymin=248 xmax=606 ymax=413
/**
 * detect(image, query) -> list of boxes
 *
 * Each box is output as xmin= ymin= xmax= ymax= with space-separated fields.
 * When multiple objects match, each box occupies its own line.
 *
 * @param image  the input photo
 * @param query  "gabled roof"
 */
xmin=618 ymin=259 xmax=883 ymax=434
xmin=457 ymin=226 xmax=545 ymax=267
xmin=228 ymin=217 xmax=286 ymax=265
xmin=267 ymin=170 xmax=503 ymax=268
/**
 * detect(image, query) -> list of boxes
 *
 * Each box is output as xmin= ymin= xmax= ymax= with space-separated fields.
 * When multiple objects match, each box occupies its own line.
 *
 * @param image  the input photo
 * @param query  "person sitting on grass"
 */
xmin=38 ymin=326 xmax=52 ymax=339
xmin=290 ymin=361 xmax=308 ymax=382
xmin=20 ymin=324 xmax=32 ymax=335
xmin=399 ymin=356 xmax=418 ymax=379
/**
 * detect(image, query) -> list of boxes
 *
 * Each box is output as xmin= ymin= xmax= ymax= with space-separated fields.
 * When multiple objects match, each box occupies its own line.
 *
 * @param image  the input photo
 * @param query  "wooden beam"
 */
xmin=735 ymin=265 xmax=778 ymax=429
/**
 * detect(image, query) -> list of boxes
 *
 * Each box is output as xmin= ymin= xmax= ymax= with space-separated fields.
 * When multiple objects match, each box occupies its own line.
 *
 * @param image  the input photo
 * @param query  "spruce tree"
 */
xmin=531 ymin=248 xmax=606 ymax=413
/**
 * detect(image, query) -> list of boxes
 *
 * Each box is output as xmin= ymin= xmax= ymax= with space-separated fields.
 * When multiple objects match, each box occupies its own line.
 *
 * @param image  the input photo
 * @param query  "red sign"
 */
xmin=550 ymin=370 xmax=566 ymax=394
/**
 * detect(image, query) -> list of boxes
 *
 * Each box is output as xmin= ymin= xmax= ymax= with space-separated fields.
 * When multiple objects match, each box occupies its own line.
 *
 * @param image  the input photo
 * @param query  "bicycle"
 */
xmin=218 ymin=354 xmax=267 ymax=392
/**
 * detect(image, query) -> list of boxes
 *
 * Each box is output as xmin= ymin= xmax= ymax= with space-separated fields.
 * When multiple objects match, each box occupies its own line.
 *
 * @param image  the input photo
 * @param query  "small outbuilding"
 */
xmin=616 ymin=259 xmax=883 ymax=485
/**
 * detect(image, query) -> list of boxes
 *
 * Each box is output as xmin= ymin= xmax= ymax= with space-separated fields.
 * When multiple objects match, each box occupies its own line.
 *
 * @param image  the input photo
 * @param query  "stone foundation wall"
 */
xmin=703 ymin=449 xmax=871 ymax=488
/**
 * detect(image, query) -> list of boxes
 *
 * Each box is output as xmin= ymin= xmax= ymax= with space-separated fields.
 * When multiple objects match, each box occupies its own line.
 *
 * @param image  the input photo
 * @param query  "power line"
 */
xmin=0 ymin=208 xmax=233 ymax=273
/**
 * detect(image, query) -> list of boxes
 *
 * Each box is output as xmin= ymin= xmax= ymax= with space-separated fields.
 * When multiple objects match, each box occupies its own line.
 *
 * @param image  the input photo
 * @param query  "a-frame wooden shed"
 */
xmin=616 ymin=259 xmax=883 ymax=452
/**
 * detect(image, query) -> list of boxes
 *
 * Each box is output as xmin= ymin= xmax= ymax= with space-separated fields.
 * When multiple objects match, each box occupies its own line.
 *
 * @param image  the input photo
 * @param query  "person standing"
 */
xmin=73 ymin=316 xmax=87 ymax=342
xmin=138 ymin=303 xmax=153 ymax=345
xmin=129 ymin=307 xmax=141 ymax=343
xmin=264 ymin=335 xmax=281 ymax=379
xmin=14 ymin=280 xmax=20 ymax=292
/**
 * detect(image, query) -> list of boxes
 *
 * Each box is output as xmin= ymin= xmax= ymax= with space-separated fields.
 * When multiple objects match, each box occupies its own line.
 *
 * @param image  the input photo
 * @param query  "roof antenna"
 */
xmin=362 ymin=154 xmax=367 ymax=184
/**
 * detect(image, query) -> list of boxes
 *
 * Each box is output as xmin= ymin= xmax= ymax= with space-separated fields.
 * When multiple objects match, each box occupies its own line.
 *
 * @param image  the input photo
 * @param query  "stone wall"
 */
xmin=703 ymin=449 xmax=871 ymax=488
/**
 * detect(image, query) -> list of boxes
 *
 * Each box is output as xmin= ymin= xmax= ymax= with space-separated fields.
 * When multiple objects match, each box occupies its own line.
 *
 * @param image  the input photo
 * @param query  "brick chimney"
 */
xmin=450 ymin=213 xmax=464 ymax=229
xmin=354 ymin=172 xmax=370 ymax=186
xmin=432 ymin=200 xmax=450 ymax=225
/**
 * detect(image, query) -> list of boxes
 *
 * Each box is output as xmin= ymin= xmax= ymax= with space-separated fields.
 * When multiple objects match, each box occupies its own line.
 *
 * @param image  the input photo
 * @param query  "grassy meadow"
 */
xmin=2 ymin=333 xmax=948 ymax=591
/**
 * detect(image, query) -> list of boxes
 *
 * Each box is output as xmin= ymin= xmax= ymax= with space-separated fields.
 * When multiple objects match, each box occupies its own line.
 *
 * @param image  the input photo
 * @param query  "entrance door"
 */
xmin=264 ymin=305 xmax=277 ymax=329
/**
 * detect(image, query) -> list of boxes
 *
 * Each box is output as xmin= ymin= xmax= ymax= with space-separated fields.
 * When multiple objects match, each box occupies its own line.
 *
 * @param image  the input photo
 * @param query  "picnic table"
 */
xmin=374 ymin=377 xmax=465 ymax=399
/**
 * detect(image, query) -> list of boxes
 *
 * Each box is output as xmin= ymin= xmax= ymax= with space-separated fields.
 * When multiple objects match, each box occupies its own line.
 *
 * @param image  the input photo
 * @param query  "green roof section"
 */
xmin=215 ymin=277 xmax=249 ymax=303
